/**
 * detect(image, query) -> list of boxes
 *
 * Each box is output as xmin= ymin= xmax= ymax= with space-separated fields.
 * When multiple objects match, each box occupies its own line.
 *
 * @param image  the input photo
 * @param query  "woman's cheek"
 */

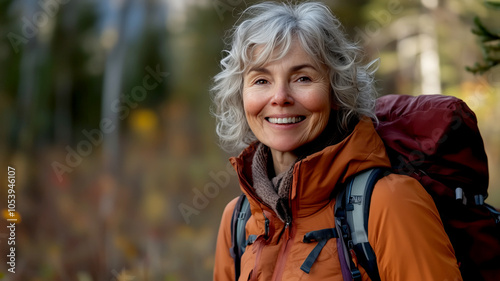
xmin=243 ymin=90 xmax=267 ymax=116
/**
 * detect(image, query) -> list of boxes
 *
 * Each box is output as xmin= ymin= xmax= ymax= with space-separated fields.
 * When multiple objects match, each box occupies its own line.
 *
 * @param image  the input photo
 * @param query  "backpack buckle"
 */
xmin=351 ymin=268 xmax=362 ymax=281
xmin=238 ymin=211 xmax=247 ymax=220
xmin=455 ymin=187 xmax=467 ymax=205
xmin=474 ymin=194 xmax=485 ymax=206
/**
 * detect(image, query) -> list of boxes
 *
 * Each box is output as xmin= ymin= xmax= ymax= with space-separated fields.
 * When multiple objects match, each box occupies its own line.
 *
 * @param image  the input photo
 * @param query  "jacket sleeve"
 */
xmin=368 ymin=174 xmax=463 ymax=281
xmin=214 ymin=197 xmax=239 ymax=281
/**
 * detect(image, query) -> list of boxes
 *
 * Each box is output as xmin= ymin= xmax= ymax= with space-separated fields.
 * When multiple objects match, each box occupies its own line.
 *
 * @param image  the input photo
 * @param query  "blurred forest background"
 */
xmin=0 ymin=0 xmax=500 ymax=280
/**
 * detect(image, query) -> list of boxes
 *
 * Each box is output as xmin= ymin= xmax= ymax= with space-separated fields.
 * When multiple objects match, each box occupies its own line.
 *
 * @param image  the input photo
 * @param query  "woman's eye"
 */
xmin=297 ymin=76 xmax=311 ymax=82
xmin=255 ymin=79 xmax=268 ymax=85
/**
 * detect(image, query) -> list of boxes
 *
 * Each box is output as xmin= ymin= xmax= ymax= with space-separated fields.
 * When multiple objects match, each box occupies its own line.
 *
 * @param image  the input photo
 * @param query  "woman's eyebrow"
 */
xmin=290 ymin=64 xmax=317 ymax=72
xmin=246 ymin=67 xmax=271 ymax=75
xmin=246 ymin=64 xmax=317 ymax=75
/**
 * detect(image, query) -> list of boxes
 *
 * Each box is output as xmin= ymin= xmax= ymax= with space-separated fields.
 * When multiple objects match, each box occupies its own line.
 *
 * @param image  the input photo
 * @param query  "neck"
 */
xmin=270 ymin=149 xmax=297 ymax=175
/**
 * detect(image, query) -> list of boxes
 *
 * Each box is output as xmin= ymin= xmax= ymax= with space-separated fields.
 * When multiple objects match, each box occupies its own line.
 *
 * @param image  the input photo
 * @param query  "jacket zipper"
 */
xmin=273 ymin=167 xmax=298 ymax=281
xmin=271 ymin=219 xmax=294 ymax=281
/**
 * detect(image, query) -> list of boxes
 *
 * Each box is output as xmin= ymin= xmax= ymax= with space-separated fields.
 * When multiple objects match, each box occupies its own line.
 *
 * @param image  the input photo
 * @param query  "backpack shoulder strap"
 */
xmin=230 ymin=194 xmax=251 ymax=280
xmin=335 ymin=168 xmax=385 ymax=281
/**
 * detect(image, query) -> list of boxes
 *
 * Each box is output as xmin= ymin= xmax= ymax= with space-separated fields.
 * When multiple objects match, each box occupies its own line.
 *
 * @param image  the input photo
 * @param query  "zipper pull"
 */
xmin=276 ymin=218 xmax=292 ymax=242
xmin=284 ymin=219 xmax=292 ymax=240
xmin=263 ymin=212 xmax=270 ymax=239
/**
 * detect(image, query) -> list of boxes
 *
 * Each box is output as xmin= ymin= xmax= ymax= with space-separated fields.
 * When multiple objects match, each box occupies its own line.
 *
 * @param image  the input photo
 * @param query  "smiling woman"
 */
xmin=211 ymin=2 xmax=379 ymax=154
xmin=211 ymin=2 xmax=463 ymax=281
xmin=242 ymin=43 xmax=332 ymax=174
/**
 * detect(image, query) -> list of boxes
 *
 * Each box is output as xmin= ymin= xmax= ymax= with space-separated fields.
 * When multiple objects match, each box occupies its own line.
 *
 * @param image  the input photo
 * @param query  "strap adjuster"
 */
xmin=351 ymin=268 xmax=362 ymax=280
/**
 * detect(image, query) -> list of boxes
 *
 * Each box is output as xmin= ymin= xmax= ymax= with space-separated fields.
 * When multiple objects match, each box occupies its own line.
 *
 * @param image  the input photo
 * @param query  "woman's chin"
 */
xmin=266 ymin=140 xmax=303 ymax=155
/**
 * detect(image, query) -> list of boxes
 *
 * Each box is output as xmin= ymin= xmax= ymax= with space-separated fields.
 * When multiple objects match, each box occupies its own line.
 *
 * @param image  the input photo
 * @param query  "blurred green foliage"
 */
xmin=466 ymin=1 xmax=500 ymax=74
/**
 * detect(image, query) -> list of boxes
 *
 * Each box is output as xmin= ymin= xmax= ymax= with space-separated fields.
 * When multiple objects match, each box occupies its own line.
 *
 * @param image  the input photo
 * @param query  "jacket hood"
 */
xmin=230 ymin=118 xmax=391 ymax=218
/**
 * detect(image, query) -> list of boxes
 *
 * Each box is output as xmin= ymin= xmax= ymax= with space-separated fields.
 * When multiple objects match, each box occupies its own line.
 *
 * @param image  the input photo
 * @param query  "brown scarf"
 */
xmin=252 ymin=143 xmax=294 ymax=222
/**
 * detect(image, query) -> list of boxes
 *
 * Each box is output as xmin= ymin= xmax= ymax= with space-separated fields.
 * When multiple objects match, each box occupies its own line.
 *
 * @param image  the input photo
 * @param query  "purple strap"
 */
xmin=337 ymin=236 xmax=352 ymax=281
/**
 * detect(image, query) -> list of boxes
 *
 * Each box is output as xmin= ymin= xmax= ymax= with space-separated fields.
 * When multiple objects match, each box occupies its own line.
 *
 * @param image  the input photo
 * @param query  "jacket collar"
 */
xmin=230 ymin=118 xmax=391 ymax=217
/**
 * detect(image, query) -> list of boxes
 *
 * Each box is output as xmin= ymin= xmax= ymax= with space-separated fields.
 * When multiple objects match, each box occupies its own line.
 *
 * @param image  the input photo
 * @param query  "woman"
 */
xmin=212 ymin=2 xmax=462 ymax=280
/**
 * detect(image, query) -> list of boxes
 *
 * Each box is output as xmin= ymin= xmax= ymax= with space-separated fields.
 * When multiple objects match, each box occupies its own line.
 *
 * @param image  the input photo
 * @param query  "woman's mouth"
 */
xmin=266 ymin=116 xmax=305 ymax=124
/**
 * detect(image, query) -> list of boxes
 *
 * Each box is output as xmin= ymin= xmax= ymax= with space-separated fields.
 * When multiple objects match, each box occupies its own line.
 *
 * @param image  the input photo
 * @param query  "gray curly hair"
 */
xmin=211 ymin=1 xmax=379 ymax=152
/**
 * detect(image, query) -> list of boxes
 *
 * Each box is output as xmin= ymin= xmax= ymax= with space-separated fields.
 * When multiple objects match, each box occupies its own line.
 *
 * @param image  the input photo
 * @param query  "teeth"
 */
xmin=268 ymin=117 xmax=304 ymax=124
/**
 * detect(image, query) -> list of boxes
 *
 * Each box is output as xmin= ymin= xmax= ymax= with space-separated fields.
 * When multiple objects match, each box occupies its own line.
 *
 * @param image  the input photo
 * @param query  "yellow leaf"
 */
xmin=129 ymin=109 xmax=159 ymax=135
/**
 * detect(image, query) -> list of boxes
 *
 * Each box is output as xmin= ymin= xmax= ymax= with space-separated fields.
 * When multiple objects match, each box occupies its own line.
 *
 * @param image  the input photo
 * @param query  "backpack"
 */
xmin=229 ymin=94 xmax=500 ymax=280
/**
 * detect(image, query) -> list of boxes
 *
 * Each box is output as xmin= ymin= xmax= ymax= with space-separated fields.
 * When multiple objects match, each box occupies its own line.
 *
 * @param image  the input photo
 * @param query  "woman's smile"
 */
xmin=266 ymin=116 xmax=305 ymax=125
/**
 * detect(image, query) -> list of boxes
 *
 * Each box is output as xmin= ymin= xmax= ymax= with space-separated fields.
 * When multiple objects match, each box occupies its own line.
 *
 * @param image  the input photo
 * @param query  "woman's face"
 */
xmin=243 ymin=43 xmax=332 ymax=154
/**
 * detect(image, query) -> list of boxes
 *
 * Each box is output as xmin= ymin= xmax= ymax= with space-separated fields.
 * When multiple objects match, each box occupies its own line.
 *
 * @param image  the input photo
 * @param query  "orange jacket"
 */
xmin=214 ymin=119 xmax=462 ymax=281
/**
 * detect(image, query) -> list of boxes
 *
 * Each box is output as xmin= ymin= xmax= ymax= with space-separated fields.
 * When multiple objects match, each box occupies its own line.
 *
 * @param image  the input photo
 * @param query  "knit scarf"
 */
xmin=252 ymin=143 xmax=294 ymax=222
xmin=250 ymin=111 xmax=358 ymax=222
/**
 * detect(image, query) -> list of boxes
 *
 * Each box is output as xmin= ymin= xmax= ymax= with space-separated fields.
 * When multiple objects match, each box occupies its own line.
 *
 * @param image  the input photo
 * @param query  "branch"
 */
xmin=467 ymin=15 xmax=500 ymax=74
xmin=485 ymin=1 xmax=500 ymax=10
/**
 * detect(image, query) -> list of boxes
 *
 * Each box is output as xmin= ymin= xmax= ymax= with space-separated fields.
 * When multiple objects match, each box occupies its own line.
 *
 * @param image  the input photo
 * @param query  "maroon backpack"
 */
xmin=375 ymin=94 xmax=500 ymax=281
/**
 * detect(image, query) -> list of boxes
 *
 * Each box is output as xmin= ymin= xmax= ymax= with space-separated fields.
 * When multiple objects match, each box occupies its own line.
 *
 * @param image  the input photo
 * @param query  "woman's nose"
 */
xmin=270 ymin=83 xmax=294 ymax=106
